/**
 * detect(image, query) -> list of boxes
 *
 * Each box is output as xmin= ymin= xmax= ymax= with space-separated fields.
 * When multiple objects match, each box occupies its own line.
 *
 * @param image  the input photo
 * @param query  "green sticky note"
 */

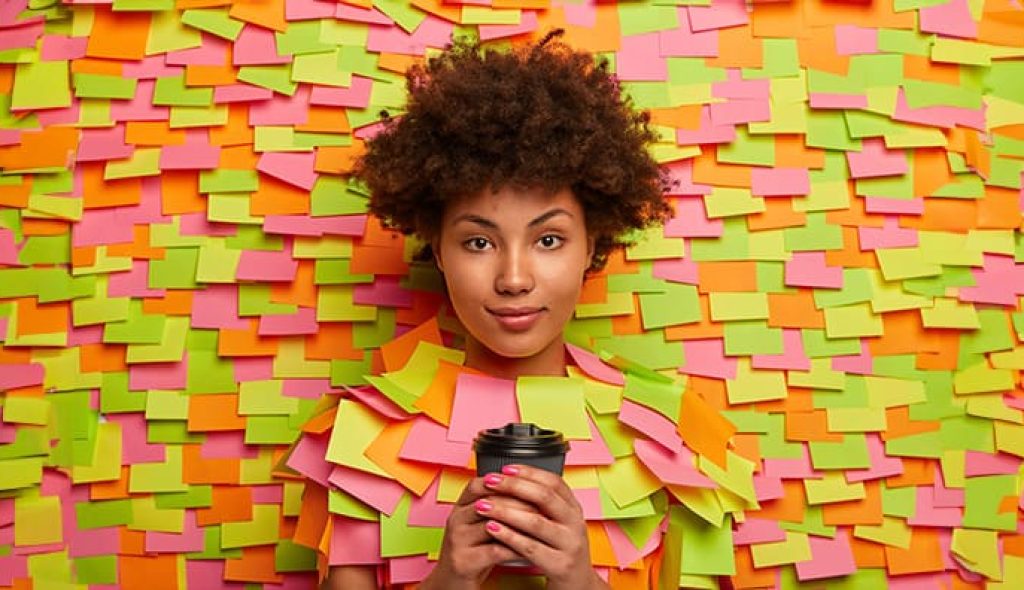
xmin=245 ymin=415 xmax=298 ymax=445
xmin=73 ymin=73 xmax=137 ymax=100
xmin=639 ymin=282 xmax=701 ymax=329
xmin=145 ymin=390 xmax=189 ymax=420
xmin=595 ymin=332 xmax=683 ymax=370
xmin=716 ymin=130 xmax=775 ymax=167
xmin=276 ymin=539 xmax=318 ymax=572
xmin=155 ymin=485 xmax=213 ymax=509
xmin=679 ymin=510 xmax=735 ymax=575
xmin=129 ymin=445 xmax=186 ymax=493
xmin=625 ymin=226 xmax=686 ymax=260
xmin=592 ymin=412 xmax=637 ymax=458
xmin=126 ymin=316 xmax=189 ymax=363
xmin=149 ymin=248 xmax=200 ymax=289
xmin=703 ymin=187 xmax=766 ymax=218
xmin=317 ymin=285 xmax=378 ymax=322
xmin=723 ymin=320 xmax=784 ymax=356
xmin=380 ymin=493 xmax=443 ymax=557
xmin=292 ymin=50 xmax=352 ymax=87
xmin=709 ymin=292 xmax=769 ymax=321
xmin=373 ymin=0 xmax=428 ymax=33
xmin=153 ymin=75 xmax=213 ymax=107
xmin=274 ymin=21 xmax=333 ymax=55
xmin=76 ymin=499 xmax=133 ymax=529
xmin=516 ymin=376 xmax=590 ymax=440
xmin=726 ymin=359 xmax=787 ymax=405
xmin=73 ymin=555 xmax=118 ymax=584
xmin=597 ymin=455 xmax=663 ymax=508
xmin=809 ymin=434 xmax=871 ymax=470
xmin=239 ymin=380 xmax=299 ymax=415
xmin=180 ymin=8 xmax=244 ymax=41
xmin=15 ymin=495 xmax=63 ymax=546
xmin=71 ymin=421 xmax=122 ymax=484
xmin=238 ymin=64 xmax=298 ymax=96
xmin=617 ymin=1 xmax=678 ymax=36
xmin=823 ymin=303 xmax=883 ymax=339
xmin=221 ymin=504 xmax=281 ymax=548
xmin=3 ymin=396 xmax=51 ymax=425
xmin=328 ymin=488 xmax=378 ymax=521
xmin=324 ymin=400 xmax=390 ymax=476
xmin=962 ymin=475 xmax=1018 ymax=531
xmin=12 ymin=60 xmax=71 ymax=110
xmin=623 ymin=372 xmax=683 ymax=423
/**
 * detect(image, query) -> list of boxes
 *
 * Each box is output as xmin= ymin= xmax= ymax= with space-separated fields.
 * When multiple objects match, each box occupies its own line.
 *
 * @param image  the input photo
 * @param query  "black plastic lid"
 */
xmin=473 ymin=422 xmax=569 ymax=458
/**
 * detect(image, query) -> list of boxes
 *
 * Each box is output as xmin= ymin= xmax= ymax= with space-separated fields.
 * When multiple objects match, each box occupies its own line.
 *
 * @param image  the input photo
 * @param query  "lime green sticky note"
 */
xmin=76 ymin=498 xmax=132 ymax=529
xmin=317 ymin=285 xmax=377 ymax=322
xmin=292 ymin=50 xmax=352 ymax=87
xmin=625 ymin=226 xmax=686 ymax=260
xmin=703 ymin=187 xmax=766 ymax=218
xmin=623 ymin=372 xmax=683 ymax=422
xmin=951 ymin=528 xmax=1002 ymax=580
xmin=12 ymin=60 xmax=71 ymax=110
xmin=709 ymin=292 xmax=769 ymax=321
xmin=245 ymin=416 xmax=298 ymax=445
xmin=617 ymin=1 xmax=678 ymax=36
xmin=824 ymin=303 xmax=883 ymax=339
xmin=576 ymin=291 xmax=635 ymax=318
xmin=723 ymin=321 xmax=784 ymax=355
xmin=592 ymin=412 xmax=637 ymax=458
xmin=809 ymin=434 xmax=871 ymax=470
xmin=639 ymin=282 xmax=701 ymax=329
xmin=678 ymin=509 xmax=735 ymax=576
xmin=597 ymin=455 xmax=664 ymax=508
xmin=145 ymin=390 xmax=189 ymax=420
xmin=826 ymin=407 xmax=887 ymax=433
xmin=71 ymin=421 xmax=122 ymax=484
xmin=129 ymin=445 xmax=186 ymax=493
xmin=149 ymin=248 xmax=200 ymax=289
xmin=73 ymin=555 xmax=118 ymax=584
xmin=954 ymin=362 xmax=1014 ymax=395
xmin=595 ymin=332 xmax=683 ymax=370
xmin=380 ymin=494 xmax=443 ymax=557
xmin=876 ymin=247 xmax=942 ymax=280
xmin=153 ymin=75 xmax=213 ymax=107
xmin=516 ymin=376 xmax=591 ymax=440
xmin=373 ymin=0 xmax=427 ymax=33
xmin=239 ymin=380 xmax=299 ymax=416
xmin=325 ymin=399 xmax=390 ymax=476
xmin=180 ymin=8 xmax=243 ymax=40
xmin=962 ymin=474 xmax=1018 ymax=531
xmin=126 ymin=316 xmax=189 ymax=363
xmin=328 ymin=488 xmax=378 ymax=521
xmin=238 ymin=64 xmax=298 ymax=96
xmin=3 ymin=396 xmax=51 ymax=425
xmin=461 ymin=6 xmax=520 ymax=25
xmin=804 ymin=471 xmax=866 ymax=505
xmin=73 ymin=73 xmax=137 ymax=100
xmin=221 ymin=504 xmax=281 ymax=548
xmin=15 ymin=494 xmax=63 ymax=546
xmin=726 ymin=359 xmax=787 ymax=405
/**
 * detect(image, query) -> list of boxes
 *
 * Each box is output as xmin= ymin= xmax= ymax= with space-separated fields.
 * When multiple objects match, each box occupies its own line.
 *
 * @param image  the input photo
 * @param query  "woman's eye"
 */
xmin=464 ymin=237 xmax=492 ymax=251
xmin=538 ymin=235 xmax=563 ymax=249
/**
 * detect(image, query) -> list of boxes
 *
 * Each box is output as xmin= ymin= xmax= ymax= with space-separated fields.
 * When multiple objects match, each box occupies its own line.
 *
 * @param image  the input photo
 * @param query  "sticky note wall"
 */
xmin=1 ymin=0 xmax=1023 ymax=588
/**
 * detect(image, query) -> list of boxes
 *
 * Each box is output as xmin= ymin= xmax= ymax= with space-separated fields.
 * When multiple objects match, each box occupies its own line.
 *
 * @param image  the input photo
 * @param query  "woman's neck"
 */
xmin=463 ymin=336 xmax=568 ymax=380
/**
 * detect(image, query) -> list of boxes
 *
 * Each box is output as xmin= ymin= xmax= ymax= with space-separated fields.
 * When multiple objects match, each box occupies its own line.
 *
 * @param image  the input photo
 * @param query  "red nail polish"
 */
xmin=484 ymin=473 xmax=502 ymax=487
xmin=474 ymin=499 xmax=492 ymax=512
xmin=486 ymin=521 xmax=501 ymax=532
xmin=501 ymin=465 xmax=520 ymax=476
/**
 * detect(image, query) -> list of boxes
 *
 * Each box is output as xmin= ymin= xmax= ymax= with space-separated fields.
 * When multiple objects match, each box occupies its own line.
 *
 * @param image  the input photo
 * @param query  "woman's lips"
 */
xmin=488 ymin=307 xmax=544 ymax=331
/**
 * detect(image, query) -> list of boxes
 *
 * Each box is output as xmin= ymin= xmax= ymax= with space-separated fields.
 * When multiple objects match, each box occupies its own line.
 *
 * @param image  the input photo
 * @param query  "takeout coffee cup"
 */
xmin=474 ymin=422 xmax=570 ymax=476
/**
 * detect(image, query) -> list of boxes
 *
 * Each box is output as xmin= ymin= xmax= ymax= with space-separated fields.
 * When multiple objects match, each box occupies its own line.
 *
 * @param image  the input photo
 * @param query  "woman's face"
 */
xmin=433 ymin=185 xmax=594 ymax=369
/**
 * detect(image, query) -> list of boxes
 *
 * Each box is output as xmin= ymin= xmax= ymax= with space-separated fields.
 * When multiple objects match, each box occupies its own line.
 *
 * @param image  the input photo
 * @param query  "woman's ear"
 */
xmin=432 ymin=237 xmax=445 ymax=273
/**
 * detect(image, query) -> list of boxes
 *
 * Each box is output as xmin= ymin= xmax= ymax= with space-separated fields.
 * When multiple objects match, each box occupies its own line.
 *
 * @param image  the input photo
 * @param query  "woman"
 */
xmin=293 ymin=30 xmax=682 ymax=589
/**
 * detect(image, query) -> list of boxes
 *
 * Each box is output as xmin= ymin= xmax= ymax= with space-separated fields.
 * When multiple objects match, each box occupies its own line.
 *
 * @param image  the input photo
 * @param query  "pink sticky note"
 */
xmin=663 ymin=197 xmax=722 ymax=238
xmin=751 ymin=167 xmax=810 ymax=196
xmin=784 ymin=251 xmax=843 ymax=289
xmin=180 ymin=212 xmax=237 ymax=237
xmin=652 ymin=257 xmax=700 ymax=284
xmin=573 ymin=488 xmax=603 ymax=520
xmin=106 ymin=261 xmax=166 ymax=298
xmin=400 ymin=416 xmax=473 ymax=468
xmin=262 ymin=214 xmax=367 ymax=237
xmin=389 ymin=555 xmax=435 ymax=585
xmin=111 ymin=80 xmax=169 ymax=122
xmin=329 ymin=515 xmax=384 ymax=565
xmin=121 ymin=56 xmax=179 ymax=79
xmin=616 ymin=32 xmax=668 ymax=81
xmin=354 ymin=276 xmax=415 ymax=308
xmin=337 ymin=4 xmax=393 ymax=25
xmin=808 ymin=93 xmax=868 ymax=109
xmin=834 ymin=24 xmax=878 ymax=55
xmin=233 ymin=25 xmax=290 ymax=65
xmin=859 ymin=216 xmax=918 ymax=250
xmin=893 ymin=87 xmax=985 ymax=131
xmin=565 ymin=416 xmax=614 ymax=466
xmin=734 ymin=518 xmax=786 ymax=545
xmin=286 ymin=433 xmax=333 ymax=487
xmin=214 ymin=84 xmax=275 ymax=103
xmin=964 ymin=451 xmax=1023 ymax=477
xmin=407 ymin=476 xmax=451 ymax=527
xmin=201 ymin=431 xmax=258 ymax=460
xmin=41 ymin=34 xmax=87 ymax=60
xmin=920 ymin=0 xmax=977 ymax=39
xmin=67 ymin=526 xmax=120 ymax=559
xmin=107 ymin=413 xmax=165 ymax=464
xmin=752 ymin=329 xmax=810 ymax=371
xmin=250 ymin=86 xmax=311 ymax=126
xmin=933 ymin=470 xmax=965 ymax=508
xmin=236 ymin=246 xmax=299 ymax=282
xmin=285 ymin=0 xmax=335 ymax=20
xmin=252 ymin=485 xmax=284 ymax=504
xmin=709 ymin=98 xmax=771 ymax=126
xmin=907 ymin=485 xmax=962 ymax=527
xmin=160 ymin=139 xmax=220 ymax=170
xmin=167 ymin=35 xmax=229 ymax=66
xmin=191 ymin=284 xmax=249 ymax=330
xmin=662 ymin=160 xmax=713 ymax=196
xmin=846 ymin=434 xmax=902 ymax=482
xmin=602 ymin=518 xmax=665 ymax=568
xmin=447 ymin=373 xmax=519 ymax=443
xmin=863 ymin=196 xmax=924 ymax=215
xmin=676 ymin=106 xmax=736 ymax=145
xmin=679 ymin=339 xmax=737 ymax=380
xmin=846 ymin=138 xmax=908 ymax=178
xmin=753 ymin=473 xmax=785 ymax=502
xmin=258 ymin=307 xmax=319 ymax=336
xmin=795 ymin=531 xmax=857 ymax=581
xmin=146 ymin=512 xmax=204 ymax=553
xmin=345 ymin=385 xmax=412 ymax=421
xmin=959 ymin=253 xmax=1024 ymax=306
xmin=77 ymin=125 xmax=133 ymax=162
xmin=282 ymin=379 xmax=334 ymax=400
xmin=328 ymin=464 xmax=405 ymax=515
xmin=763 ymin=446 xmax=823 ymax=480
xmin=831 ymin=341 xmax=874 ymax=375
xmin=713 ymin=68 xmax=770 ymax=100
xmin=618 ymin=400 xmax=683 ymax=453
xmin=128 ymin=358 xmax=188 ymax=391
xmin=187 ymin=561 xmax=247 ymax=590
xmin=659 ymin=8 xmax=718 ymax=57
xmin=479 ymin=10 xmax=538 ymax=41
xmin=566 ymin=343 xmax=624 ymax=386
xmin=233 ymin=357 xmax=273 ymax=382
xmin=310 ymin=76 xmax=374 ymax=108
xmin=0 ymin=363 xmax=43 ymax=389
xmin=256 ymin=151 xmax=318 ymax=190
xmin=634 ymin=438 xmax=715 ymax=488
xmin=687 ymin=0 xmax=748 ymax=32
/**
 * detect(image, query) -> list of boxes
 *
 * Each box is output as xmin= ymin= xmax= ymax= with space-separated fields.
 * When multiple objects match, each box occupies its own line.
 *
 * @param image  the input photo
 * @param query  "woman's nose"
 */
xmin=494 ymin=249 xmax=534 ymax=295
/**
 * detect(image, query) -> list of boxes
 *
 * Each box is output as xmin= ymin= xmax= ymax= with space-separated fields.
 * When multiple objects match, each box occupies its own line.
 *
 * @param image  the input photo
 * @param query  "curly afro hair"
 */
xmin=354 ymin=29 xmax=673 ymax=271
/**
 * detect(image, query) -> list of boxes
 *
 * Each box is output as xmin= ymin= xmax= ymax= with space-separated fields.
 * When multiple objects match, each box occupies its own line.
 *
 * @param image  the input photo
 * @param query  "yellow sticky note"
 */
xmin=3 ymin=396 xmax=51 ymax=425
xmin=703 ymin=187 xmax=766 ymax=218
xmin=597 ymin=455 xmax=663 ymax=508
xmin=954 ymin=362 xmax=1014 ymax=395
xmin=824 ymin=303 xmax=884 ymax=339
xmin=726 ymin=359 xmax=787 ymax=404
xmin=698 ymin=451 xmax=756 ymax=504
xmin=709 ymin=292 xmax=769 ymax=321
xmin=804 ymin=472 xmax=865 ymax=505
xmin=221 ymin=504 xmax=281 ymax=548
xmin=865 ymin=376 xmax=926 ymax=408
xmin=15 ymin=495 xmax=63 ymax=546
xmin=951 ymin=528 xmax=1002 ymax=580
xmin=72 ymin=422 xmax=122 ymax=483
xmin=875 ymin=247 xmax=942 ymax=280
xmin=12 ymin=60 xmax=72 ymax=110
xmin=326 ymin=399 xmax=390 ymax=477
xmin=750 ymin=531 xmax=812 ymax=567
xmin=516 ymin=376 xmax=591 ymax=440
xmin=826 ymin=407 xmax=888 ymax=432
xmin=921 ymin=298 xmax=981 ymax=329
xmin=853 ymin=516 xmax=911 ymax=549
xmin=787 ymin=358 xmax=846 ymax=391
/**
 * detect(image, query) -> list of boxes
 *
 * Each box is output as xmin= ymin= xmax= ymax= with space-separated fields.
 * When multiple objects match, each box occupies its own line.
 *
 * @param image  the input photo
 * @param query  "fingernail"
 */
xmin=474 ymin=499 xmax=493 ymax=513
xmin=501 ymin=465 xmax=520 ymax=476
xmin=486 ymin=521 xmax=501 ymax=532
xmin=484 ymin=473 xmax=503 ymax=487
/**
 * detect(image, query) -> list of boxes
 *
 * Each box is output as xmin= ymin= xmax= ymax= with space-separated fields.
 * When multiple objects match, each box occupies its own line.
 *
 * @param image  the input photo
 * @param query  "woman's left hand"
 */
xmin=475 ymin=464 xmax=609 ymax=590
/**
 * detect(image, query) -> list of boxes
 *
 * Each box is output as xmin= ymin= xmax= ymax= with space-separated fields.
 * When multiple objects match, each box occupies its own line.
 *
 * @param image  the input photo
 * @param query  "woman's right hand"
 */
xmin=419 ymin=475 xmax=532 ymax=590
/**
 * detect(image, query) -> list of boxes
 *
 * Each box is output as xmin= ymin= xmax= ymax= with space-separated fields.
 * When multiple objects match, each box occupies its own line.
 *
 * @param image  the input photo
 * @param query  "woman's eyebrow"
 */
xmin=451 ymin=208 xmax=573 ymax=229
